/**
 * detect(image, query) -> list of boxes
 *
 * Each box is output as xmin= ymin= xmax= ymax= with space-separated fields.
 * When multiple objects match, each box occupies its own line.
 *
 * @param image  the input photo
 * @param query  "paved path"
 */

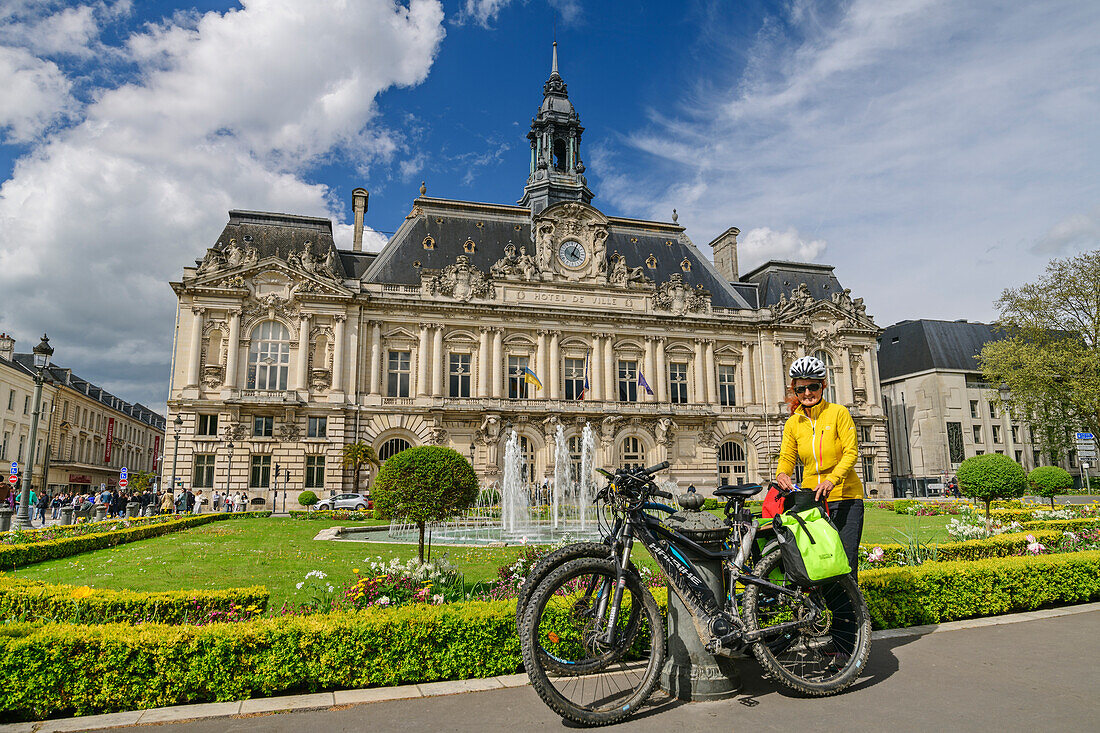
xmin=6 ymin=604 xmax=1097 ymax=733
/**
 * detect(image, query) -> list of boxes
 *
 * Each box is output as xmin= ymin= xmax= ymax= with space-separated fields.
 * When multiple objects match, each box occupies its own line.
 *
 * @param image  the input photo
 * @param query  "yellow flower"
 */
xmin=353 ymin=568 xmax=360 ymax=574
xmin=70 ymin=586 xmax=95 ymax=601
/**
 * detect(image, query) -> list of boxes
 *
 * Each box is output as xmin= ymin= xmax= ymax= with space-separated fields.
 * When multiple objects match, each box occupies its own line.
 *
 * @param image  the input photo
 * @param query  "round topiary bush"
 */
xmin=372 ymin=445 xmax=479 ymax=560
xmin=957 ymin=453 xmax=1027 ymax=530
xmin=1027 ymin=466 xmax=1074 ymax=509
xmin=297 ymin=490 xmax=318 ymax=508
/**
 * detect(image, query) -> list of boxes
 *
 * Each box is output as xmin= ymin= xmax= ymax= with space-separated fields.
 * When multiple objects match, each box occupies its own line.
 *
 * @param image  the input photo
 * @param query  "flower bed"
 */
xmin=0 ymin=576 xmax=267 ymax=624
xmin=3 ymin=550 xmax=1099 ymax=722
xmin=2 ymin=514 xmax=190 ymax=546
xmin=288 ymin=510 xmax=378 ymax=522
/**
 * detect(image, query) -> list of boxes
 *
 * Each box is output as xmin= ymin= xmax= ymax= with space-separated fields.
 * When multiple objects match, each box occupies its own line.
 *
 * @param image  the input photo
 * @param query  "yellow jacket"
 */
xmin=776 ymin=400 xmax=863 ymax=502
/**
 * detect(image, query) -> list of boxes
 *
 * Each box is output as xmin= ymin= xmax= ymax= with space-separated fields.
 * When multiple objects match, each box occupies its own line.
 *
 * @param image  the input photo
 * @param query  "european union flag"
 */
xmin=523 ymin=367 xmax=543 ymax=391
xmin=580 ymin=355 xmax=590 ymax=399
xmin=638 ymin=371 xmax=654 ymax=396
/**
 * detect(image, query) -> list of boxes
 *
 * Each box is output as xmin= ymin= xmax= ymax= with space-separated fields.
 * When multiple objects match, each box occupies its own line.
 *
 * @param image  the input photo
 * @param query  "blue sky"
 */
xmin=1 ymin=0 xmax=1098 ymax=413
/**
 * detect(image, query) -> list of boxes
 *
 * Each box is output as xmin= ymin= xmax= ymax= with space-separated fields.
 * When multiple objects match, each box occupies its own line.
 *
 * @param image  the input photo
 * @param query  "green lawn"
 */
xmin=13 ymin=508 xmax=953 ymax=611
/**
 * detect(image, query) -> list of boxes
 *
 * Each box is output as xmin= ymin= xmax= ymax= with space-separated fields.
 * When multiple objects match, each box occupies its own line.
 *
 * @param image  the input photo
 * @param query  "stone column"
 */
xmin=644 ymin=337 xmax=657 ymax=402
xmin=741 ymin=342 xmax=754 ymax=404
xmin=772 ymin=339 xmax=788 ymax=411
xmin=417 ymin=323 xmax=430 ymax=397
xmin=838 ymin=345 xmax=853 ymax=405
xmin=549 ymin=331 xmax=560 ymax=400
xmin=589 ymin=335 xmax=601 ymax=401
xmin=694 ymin=339 xmax=706 ymax=404
xmin=431 ymin=324 xmax=444 ymax=396
xmin=491 ymin=328 xmax=504 ymax=398
xmin=331 ymin=315 xmax=346 ymax=393
xmin=296 ymin=314 xmax=310 ymax=391
xmin=369 ymin=321 xmax=382 ymax=395
xmin=866 ymin=345 xmax=880 ymax=407
xmin=655 ymin=337 xmax=667 ymax=403
xmin=186 ymin=307 xmax=205 ymax=387
xmin=603 ymin=335 xmax=614 ymax=402
xmin=224 ymin=309 xmax=240 ymax=388
xmin=477 ymin=328 xmax=490 ymax=398
xmin=536 ymin=330 xmax=548 ymax=396
xmin=705 ymin=340 xmax=717 ymax=406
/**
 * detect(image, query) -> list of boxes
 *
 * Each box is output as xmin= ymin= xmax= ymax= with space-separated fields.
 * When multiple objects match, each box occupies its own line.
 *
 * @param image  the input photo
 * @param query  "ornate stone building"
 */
xmin=166 ymin=47 xmax=887 ymax=502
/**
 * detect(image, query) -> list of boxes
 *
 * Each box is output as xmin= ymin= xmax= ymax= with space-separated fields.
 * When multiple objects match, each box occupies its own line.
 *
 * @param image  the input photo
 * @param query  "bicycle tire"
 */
xmin=742 ymin=549 xmax=870 ymax=695
xmin=515 ymin=542 xmax=613 ymax=634
xmin=521 ymin=556 xmax=665 ymax=727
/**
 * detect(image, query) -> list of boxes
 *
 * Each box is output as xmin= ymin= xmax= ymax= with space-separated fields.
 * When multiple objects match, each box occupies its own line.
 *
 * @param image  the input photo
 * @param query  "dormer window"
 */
xmin=646 ymin=254 xmax=657 ymax=269
xmin=422 ymin=235 xmax=435 ymax=250
xmin=463 ymin=239 xmax=476 ymax=253
xmin=681 ymin=258 xmax=692 ymax=272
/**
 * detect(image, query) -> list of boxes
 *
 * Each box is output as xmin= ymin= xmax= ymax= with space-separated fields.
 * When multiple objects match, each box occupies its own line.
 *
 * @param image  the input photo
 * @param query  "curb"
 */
xmin=5 ymin=603 xmax=1099 ymax=732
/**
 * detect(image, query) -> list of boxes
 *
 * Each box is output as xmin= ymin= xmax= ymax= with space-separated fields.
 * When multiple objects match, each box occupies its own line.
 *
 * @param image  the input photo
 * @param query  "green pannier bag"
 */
xmin=771 ymin=507 xmax=851 ymax=586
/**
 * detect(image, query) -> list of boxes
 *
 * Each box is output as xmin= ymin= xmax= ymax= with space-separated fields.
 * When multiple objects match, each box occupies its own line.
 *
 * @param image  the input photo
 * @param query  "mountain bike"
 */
xmin=518 ymin=461 xmax=871 ymax=727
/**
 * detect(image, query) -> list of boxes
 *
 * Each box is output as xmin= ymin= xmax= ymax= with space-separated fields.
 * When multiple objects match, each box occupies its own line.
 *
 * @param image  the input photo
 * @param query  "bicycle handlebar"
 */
xmin=642 ymin=461 xmax=670 ymax=475
xmin=651 ymin=488 xmax=674 ymax=500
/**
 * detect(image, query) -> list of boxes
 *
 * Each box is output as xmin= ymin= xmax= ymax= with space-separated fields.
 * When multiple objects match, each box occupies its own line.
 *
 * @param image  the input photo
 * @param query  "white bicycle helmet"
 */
xmin=789 ymin=355 xmax=827 ymax=380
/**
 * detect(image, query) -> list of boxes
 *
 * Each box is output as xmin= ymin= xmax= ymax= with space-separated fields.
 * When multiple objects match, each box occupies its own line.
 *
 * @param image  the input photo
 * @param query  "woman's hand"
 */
xmin=776 ymin=473 xmax=796 ymax=492
xmin=814 ymin=480 xmax=835 ymax=501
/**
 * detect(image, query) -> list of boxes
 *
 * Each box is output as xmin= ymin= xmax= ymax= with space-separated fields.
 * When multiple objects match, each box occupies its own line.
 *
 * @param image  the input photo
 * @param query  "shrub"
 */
xmin=1028 ymin=466 xmax=1074 ymax=509
xmin=372 ymin=446 xmax=479 ymax=561
xmin=0 ymin=577 xmax=267 ymax=625
xmin=861 ymin=529 xmax=1063 ymax=566
xmin=957 ymin=454 xmax=1027 ymax=529
xmin=297 ymin=490 xmax=318 ymax=508
xmin=289 ymin=510 xmax=377 ymax=522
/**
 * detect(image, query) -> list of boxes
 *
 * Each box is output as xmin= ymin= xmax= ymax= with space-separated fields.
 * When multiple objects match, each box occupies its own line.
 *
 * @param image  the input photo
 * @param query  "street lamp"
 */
xmin=16 ymin=335 xmax=53 ymax=529
xmin=169 ymin=414 xmax=182 ymax=511
xmin=225 ymin=440 xmax=235 ymax=503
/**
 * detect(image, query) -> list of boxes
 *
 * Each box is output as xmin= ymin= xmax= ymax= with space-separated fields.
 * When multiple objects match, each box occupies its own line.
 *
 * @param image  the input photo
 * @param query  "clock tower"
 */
xmin=519 ymin=42 xmax=594 ymax=217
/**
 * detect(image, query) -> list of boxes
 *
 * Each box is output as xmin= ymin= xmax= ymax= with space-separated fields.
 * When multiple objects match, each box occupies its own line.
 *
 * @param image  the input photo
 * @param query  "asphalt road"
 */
xmin=125 ymin=609 xmax=1099 ymax=733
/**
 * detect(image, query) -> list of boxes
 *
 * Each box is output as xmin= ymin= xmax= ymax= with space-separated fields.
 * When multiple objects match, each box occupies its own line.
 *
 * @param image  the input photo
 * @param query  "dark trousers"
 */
xmin=825 ymin=499 xmax=864 ymax=653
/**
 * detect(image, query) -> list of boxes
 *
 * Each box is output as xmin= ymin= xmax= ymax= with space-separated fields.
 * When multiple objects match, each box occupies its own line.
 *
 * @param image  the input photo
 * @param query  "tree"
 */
xmin=956 ymin=454 xmax=1027 ymax=532
xmin=129 ymin=470 xmax=155 ymax=494
xmin=297 ymin=490 xmax=319 ymax=508
xmin=1027 ymin=466 xmax=1073 ymax=509
xmin=371 ymin=446 xmax=479 ymax=561
xmin=980 ymin=249 xmax=1100 ymax=463
xmin=342 ymin=442 xmax=380 ymax=494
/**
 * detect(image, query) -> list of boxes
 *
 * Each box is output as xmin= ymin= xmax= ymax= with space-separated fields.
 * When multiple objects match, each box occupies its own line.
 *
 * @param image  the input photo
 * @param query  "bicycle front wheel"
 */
xmin=520 ymin=556 xmax=665 ymax=727
xmin=742 ymin=549 xmax=870 ymax=695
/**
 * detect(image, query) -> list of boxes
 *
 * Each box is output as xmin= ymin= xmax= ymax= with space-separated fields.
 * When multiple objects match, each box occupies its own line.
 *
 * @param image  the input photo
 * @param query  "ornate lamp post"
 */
xmin=225 ymin=440 xmax=235 ymax=501
xmin=168 ymin=415 xmax=183 ymax=510
xmin=16 ymin=335 xmax=54 ymax=529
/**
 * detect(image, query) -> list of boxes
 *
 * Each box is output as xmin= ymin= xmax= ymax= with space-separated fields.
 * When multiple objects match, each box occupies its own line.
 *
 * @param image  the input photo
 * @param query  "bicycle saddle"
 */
xmin=713 ymin=483 xmax=763 ymax=498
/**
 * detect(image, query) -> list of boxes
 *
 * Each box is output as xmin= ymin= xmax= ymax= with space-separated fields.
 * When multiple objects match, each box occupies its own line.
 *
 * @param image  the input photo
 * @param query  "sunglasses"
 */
xmin=793 ymin=383 xmax=823 ymax=395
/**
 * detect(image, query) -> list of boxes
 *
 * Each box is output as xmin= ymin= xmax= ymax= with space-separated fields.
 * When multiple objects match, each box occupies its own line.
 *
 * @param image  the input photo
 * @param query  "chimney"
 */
xmin=0 ymin=333 xmax=13 ymax=361
xmin=351 ymin=187 xmax=369 ymax=252
xmin=708 ymin=227 xmax=741 ymax=281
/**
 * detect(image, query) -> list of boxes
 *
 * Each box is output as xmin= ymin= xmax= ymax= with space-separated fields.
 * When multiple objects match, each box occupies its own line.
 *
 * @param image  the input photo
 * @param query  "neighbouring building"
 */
xmin=165 ymin=45 xmax=887 ymax=504
xmin=877 ymin=318 xmax=1067 ymax=496
xmin=0 ymin=332 xmax=166 ymax=498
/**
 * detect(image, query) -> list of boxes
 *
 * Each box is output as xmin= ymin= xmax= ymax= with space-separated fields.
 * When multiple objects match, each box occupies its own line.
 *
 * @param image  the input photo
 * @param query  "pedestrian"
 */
xmin=212 ymin=491 xmax=221 ymax=512
xmin=160 ymin=490 xmax=174 ymax=514
xmin=35 ymin=490 xmax=49 ymax=525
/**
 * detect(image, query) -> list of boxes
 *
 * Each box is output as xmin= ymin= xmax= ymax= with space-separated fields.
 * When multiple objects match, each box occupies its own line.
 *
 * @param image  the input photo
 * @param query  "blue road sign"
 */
xmin=121 ymin=467 xmax=128 ymax=477
xmin=9 ymin=462 xmax=16 ymax=475
xmin=1076 ymin=432 xmax=1094 ymax=440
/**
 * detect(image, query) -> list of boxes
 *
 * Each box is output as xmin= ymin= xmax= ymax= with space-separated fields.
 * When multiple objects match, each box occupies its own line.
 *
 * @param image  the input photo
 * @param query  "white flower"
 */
xmin=377 ymin=595 xmax=391 ymax=606
xmin=327 ymin=585 xmax=334 ymax=593
xmin=305 ymin=570 xmax=327 ymax=580
xmin=1027 ymin=540 xmax=1045 ymax=554
xmin=868 ymin=547 xmax=885 ymax=562
xmin=296 ymin=582 xmax=304 ymax=590
xmin=432 ymin=594 xmax=444 ymax=605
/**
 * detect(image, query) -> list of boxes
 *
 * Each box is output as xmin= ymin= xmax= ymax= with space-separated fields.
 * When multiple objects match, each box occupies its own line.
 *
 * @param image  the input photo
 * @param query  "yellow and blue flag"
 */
xmin=523 ymin=367 xmax=543 ymax=390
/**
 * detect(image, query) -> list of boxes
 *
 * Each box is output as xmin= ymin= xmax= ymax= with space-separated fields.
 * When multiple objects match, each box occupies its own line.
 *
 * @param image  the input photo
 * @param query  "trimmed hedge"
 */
xmin=0 ymin=577 xmax=268 ymax=625
xmin=2 ymin=514 xmax=185 ymax=545
xmin=0 ymin=512 xmax=272 ymax=570
xmin=289 ymin=510 xmax=377 ymax=522
xmin=3 ymin=551 xmax=1100 ymax=721
xmin=860 ymin=551 xmax=1100 ymax=629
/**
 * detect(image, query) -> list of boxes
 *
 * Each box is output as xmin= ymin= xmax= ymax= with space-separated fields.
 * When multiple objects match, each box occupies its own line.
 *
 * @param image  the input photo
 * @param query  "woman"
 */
xmin=159 ymin=490 xmax=174 ymax=515
xmin=775 ymin=355 xmax=864 ymax=576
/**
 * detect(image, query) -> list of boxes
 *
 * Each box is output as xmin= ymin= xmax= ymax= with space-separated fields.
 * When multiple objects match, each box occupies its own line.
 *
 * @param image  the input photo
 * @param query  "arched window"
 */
xmin=553 ymin=138 xmax=567 ymax=170
xmin=518 ymin=435 xmax=536 ymax=485
xmin=619 ymin=436 xmax=645 ymax=471
xmin=717 ymin=440 xmax=747 ymax=486
xmin=378 ymin=437 xmax=411 ymax=462
xmin=567 ymin=435 xmax=583 ymax=484
xmin=813 ymin=350 xmax=837 ymax=403
xmin=247 ymin=321 xmax=291 ymax=390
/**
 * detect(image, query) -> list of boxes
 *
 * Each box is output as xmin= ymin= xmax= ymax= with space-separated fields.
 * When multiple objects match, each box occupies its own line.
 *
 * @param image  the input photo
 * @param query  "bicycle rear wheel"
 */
xmin=741 ymin=549 xmax=870 ymax=695
xmin=520 ymin=556 xmax=665 ymax=727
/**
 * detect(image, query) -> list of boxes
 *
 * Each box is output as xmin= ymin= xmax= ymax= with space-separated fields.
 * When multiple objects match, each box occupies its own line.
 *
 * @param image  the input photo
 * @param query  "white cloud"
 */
xmin=738 ymin=227 xmax=827 ymax=271
xmin=462 ymin=0 xmax=514 ymax=28
xmin=0 ymin=46 xmax=76 ymax=142
xmin=606 ymin=0 xmax=1100 ymax=326
xmin=0 ymin=0 xmax=445 ymax=409
xmin=1034 ymin=210 xmax=1100 ymax=255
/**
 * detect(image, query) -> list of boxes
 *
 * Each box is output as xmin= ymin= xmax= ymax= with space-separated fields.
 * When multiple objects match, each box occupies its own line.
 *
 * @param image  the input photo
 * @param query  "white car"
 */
xmin=315 ymin=493 xmax=371 ymax=511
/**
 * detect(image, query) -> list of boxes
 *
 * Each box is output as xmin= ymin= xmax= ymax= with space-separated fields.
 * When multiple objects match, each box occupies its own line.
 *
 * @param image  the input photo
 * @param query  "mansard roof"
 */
xmin=202 ymin=210 xmax=348 ymax=279
xmin=740 ymin=260 xmax=846 ymax=307
xmin=877 ymin=319 xmax=1001 ymax=382
xmin=362 ymin=197 xmax=752 ymax=310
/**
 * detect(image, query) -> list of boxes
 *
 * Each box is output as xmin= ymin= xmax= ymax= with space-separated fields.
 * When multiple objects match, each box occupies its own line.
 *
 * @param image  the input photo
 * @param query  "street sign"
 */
xmin=118 ymin=478 xmax=128 ymax=488
xmin=121 ymin=467 xmax=127 ymax=478
xmin=1076 ymin=433 xmax=1094 ymax=440
xmin=7 ymin=475 xmax=17 ymax=485
xmin=9 ymin=462 xmax=16 ymax=474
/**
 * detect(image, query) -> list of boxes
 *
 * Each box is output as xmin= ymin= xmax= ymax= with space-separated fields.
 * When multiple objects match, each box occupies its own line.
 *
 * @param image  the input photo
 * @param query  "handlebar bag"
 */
xmin=771 ymin=507 xmax=851 ymax=586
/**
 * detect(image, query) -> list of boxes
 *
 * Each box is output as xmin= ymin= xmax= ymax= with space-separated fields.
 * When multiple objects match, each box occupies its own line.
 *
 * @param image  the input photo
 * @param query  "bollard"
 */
xmin=0 ymin=506 xmax=12 ymax=533
xmin=94 ymin=504 xmax=107 ymax=522
xmin=126 ymin=501 xmax=140 ymax=518
xmin=658 ymin=499 xmax=742 ymax=701
xmin=60 ymin=506 xmax=74 ymax=525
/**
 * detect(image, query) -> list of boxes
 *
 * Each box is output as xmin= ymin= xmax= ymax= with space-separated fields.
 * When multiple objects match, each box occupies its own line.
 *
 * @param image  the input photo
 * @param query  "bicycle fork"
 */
xmin=596 ymin=527 xmax=636 ymax=646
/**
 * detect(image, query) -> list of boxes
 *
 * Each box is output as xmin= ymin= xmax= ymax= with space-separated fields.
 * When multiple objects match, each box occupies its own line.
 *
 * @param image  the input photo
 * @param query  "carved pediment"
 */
xmin=774 ymin=283 xmax=874 ymax=331
xmin=423 ymin=255 xmax=496 ymax=302
xmin=527 ymin=201 xmax=611 ymax=284
xmin=653 ymin=273 xmax=711 ymax=315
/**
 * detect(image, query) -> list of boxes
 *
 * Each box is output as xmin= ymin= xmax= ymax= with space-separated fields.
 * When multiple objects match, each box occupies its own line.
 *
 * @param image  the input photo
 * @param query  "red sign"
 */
xmin=104 ymin=417 xmax=115 ymax=464
xmin=153 ymin=435 xmax=161 ymax=462
xmin=68 ymin=474 xmax=92 ymax=484
xmin=118 ymin=478 xmax=128 ymax=488
xmin=7 ymin=476 xmax=16 ymax=485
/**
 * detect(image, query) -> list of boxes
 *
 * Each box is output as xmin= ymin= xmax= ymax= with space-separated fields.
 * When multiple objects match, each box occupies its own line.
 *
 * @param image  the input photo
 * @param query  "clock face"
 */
xmin=558 ymin=240 xmax=587 ymax=268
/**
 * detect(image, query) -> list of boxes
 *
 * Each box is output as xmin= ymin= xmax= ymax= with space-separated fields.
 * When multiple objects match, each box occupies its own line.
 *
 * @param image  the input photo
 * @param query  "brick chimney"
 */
xmin=0 ymin=333 xmax=14 ymax=362
xmin=351 ymin=188 xmax=369 ymax=252
xmin=708 ymin=227 xmax=741 ymax=282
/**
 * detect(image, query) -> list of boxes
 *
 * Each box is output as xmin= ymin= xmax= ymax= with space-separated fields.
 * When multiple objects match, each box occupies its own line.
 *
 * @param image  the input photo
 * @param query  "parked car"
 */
xmin=315 ymin=493 xmax=371 ymax=511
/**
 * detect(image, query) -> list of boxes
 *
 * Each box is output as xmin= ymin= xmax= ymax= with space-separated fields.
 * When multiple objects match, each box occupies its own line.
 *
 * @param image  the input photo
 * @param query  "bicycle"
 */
xmin=518 ymin=461 xmax=871 ymax=727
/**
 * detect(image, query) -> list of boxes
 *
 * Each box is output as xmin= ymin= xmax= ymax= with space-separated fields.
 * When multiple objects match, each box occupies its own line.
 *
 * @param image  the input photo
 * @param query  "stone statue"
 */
xmin=321 ymin=249 xmax=339 ymax=279
xmin=592 ymin=228 xmax=608 ymax=275
xmin=516 ymin=244 xmax=538 ymax=281
xmin=197 ymin=248 xmax=226 ymax=276
xmin=609 ymin=254 xmax=628 ymax=285
xmin=224 ymin=239 xmax=244 ymax=267
xmin=491 ymin=242 xmax=518 ymax=279
xmin=537 ymin=222 xmax=555 ymax=273
xmin=655 ymin=417 xmax=677 ymax=446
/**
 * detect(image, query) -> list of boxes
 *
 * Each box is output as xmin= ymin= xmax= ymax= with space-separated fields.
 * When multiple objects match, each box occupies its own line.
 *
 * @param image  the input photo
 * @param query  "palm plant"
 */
xmin=342 ymin=442 xmax=380 ymax=494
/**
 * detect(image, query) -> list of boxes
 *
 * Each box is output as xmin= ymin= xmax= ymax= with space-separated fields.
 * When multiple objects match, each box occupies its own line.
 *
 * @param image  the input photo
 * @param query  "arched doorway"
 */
xmin=717 ymin=439 xmax=747 ymax=486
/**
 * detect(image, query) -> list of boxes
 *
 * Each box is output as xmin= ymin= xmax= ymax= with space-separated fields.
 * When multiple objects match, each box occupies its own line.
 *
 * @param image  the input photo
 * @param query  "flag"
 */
xmin=638 ymin=371 xmax=654 ymax=396
xmin=523 ymin=367 xmax=543 ymax=391
xmin=579 ymin=355 xmax=590 ymax=399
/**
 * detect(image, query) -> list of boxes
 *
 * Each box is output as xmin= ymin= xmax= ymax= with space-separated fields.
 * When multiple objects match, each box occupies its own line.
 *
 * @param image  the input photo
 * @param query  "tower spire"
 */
xmin=551 ymin=41 xmax=558 ymax=76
